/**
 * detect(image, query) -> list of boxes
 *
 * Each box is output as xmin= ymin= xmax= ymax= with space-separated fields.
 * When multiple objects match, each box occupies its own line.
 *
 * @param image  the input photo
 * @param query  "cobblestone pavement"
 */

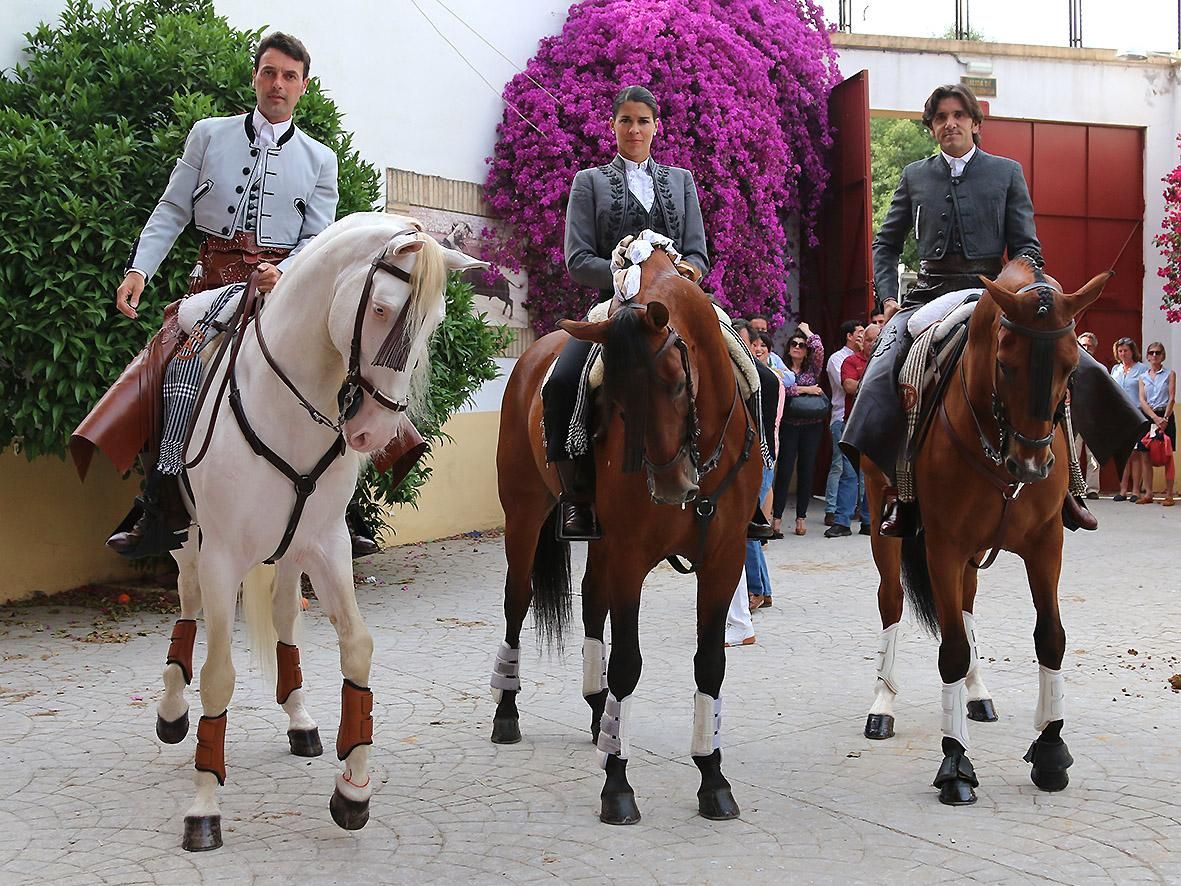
xmin=1 ymin=498 xmax=1178 ymax=885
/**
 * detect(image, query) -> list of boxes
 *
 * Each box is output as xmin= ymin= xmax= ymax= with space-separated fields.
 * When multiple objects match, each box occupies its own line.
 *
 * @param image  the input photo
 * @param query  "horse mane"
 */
xmin=601 ymin=306 xmax=654 ymax=473
xmin=401 ymin=232 xmax=448 ymax=421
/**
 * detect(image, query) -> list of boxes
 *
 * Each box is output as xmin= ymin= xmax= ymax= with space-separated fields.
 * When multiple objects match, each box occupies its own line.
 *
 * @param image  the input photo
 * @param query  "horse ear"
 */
xmin=979 ymin=275 xmax=1020 ymax=315
xmin=559 ymin=318 xmax=610 ymax=344
xmin=442 ymin=246 xmax=490 ymax=273
xmin=392 ymin=236 xmax=425 ymax=256
xmin=644 ymin=301 xmax=669 ymax=331
xmin=1062 ymin=271 xmax=1113 ymax=316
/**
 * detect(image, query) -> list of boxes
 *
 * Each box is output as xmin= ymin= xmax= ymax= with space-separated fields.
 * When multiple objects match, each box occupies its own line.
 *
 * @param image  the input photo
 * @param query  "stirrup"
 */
xmin=555 ymin=500 xmax=602 ymax=541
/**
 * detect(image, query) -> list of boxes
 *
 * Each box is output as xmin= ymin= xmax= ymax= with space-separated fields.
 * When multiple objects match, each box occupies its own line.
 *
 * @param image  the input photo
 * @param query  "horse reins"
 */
xmin=183 ymin=233 xmax=422 ymax=562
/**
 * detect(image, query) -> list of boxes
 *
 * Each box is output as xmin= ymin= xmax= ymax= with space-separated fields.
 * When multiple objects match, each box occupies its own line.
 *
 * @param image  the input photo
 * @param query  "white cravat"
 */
xmin=621 ymin=156 xmax=655 ymax=212
xmin=252 ymin=108 xmax=292 ymax=148
xmin=941 ymin=145 xmax=976 ymax=178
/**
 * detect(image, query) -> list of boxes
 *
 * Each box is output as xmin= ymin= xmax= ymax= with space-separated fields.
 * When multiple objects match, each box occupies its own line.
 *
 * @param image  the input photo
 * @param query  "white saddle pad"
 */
xmin=907 ymin=288 xmax=982 ymax=338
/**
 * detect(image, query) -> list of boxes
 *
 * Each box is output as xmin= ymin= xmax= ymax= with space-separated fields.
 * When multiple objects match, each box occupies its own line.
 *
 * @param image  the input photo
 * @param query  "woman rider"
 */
xmin=543 ymin=85 xmax=709 ymax=540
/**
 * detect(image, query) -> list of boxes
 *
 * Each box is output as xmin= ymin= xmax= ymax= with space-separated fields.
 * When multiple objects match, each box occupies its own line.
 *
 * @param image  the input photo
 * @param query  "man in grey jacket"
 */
xmin=842 ymin=83 xmax=1142 ymax=536
xmin=105 ymin=31 xmax=341 ymax=557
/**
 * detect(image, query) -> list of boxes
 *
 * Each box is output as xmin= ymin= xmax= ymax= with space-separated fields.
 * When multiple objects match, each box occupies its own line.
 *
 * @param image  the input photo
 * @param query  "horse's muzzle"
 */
xmin=1006 ymin=452 xmax=1054 ymax=484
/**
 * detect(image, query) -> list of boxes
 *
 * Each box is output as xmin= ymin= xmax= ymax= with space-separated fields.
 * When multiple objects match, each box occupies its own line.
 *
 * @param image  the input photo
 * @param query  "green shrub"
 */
xmin=0 ymin=0 xmax=507 ymax=514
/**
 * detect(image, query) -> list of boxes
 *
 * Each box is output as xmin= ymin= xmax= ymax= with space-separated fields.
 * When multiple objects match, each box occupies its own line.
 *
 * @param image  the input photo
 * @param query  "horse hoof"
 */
xmin=600 ymin=791 xmax=641 ymax=825
xmin=288 ymin=728 xmax=323 ymax=757
xmin=937 ymin=779 xmax=978 ymax=806
xmin=491 ymin=717 xmax=521 ymax=744
xmin=182 ymin=815 xmax=222 ymax=851
xmin=864 ymin=713 xmax=894 ymax=740
xmin=156 ymin=711 xmax=190 ymax=744
xmin=698 ymin=787 xmax=741 ymax=820
xmin=1030 ymin=765 xmax=1070 ymax=792
xmin=967 ymin=699 xmax=998 ymax=722
xmin=329 ymin=788 xmax=370 ymax=830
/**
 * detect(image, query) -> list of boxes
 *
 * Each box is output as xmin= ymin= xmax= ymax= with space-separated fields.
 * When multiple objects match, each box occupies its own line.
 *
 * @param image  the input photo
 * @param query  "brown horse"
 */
xmin=862 ymin=257 xmax=1110 ymax=805
xmin=489 ymin=247 xmax=761 ymax=824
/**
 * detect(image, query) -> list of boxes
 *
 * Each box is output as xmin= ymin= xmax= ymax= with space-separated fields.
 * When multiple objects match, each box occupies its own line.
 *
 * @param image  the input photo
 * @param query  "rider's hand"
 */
xmin=256 ymin=262 xmax=283 ymax=293
xmin=674 ymin=260 xmax=702 ymax=283
xmin=882 ymin=299 xmax=901 ymax=322
xmin=115 ymin=271 xmax=145 ymax=319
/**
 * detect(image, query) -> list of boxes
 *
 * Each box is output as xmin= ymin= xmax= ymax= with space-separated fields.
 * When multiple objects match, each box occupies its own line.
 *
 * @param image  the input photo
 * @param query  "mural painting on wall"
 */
xmin=412 ymin=207 xmax=532 ymax=344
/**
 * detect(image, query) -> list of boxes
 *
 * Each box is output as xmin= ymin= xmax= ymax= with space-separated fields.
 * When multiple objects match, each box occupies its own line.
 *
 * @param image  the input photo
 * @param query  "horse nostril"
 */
xmin=684 ymin=486 xmax=699 ymax=503
xmin=1005 ymin=457 xmax=1021 ymax=480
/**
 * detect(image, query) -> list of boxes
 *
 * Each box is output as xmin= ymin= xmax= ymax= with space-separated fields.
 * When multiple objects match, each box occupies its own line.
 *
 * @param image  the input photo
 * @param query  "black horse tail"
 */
xmin=900 ymin=532 xmax=941 ymax=638
xmin=531 ymin=507 xmax=572 ymax=651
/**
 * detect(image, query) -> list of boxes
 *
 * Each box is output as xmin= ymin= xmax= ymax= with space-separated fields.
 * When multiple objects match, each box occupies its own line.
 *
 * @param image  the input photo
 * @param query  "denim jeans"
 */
xmin=744 ymin=539 xmax=772 ymax=597
xmin=825 ymin=418 xmax=845 ymax=512
xmin=833 ymin=445 xmax=859 ymax=528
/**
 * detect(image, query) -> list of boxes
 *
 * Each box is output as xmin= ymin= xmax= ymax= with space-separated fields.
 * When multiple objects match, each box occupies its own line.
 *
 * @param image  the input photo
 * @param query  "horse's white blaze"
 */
xmin=963 ymin=611 xmax=993 ymax=702
xmin=941 ymin=678 xmax=971 ymax=749
xmin=691 ymin=691 xmax=722 ymax=757
xmin=1034 ymin=665 xmax=1065 ymax=732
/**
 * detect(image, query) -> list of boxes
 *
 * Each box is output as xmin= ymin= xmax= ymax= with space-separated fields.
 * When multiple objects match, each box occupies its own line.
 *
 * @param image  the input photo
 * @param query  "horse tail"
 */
xmin=241 ymin=564 xmax=280 ymax=687
xmin=530 ymin=508 xmax=572 ymax=651
xmin=899 ymin=533 xmax=941 ymax=638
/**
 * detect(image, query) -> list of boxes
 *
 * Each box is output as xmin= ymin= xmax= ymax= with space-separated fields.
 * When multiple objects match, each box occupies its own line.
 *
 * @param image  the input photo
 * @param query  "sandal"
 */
xmin=748 ymin=594 xmax=766 ymax=611
xmin=1163 ymin=495 xmax=1175 ymax=507
xmin=794 ymin=518 xmax=807 ymax=536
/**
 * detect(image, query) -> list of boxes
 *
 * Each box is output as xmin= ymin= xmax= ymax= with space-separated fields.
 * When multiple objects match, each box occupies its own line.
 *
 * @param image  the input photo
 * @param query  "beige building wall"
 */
xmin=0 ymin=410 xmax=505 ymax=604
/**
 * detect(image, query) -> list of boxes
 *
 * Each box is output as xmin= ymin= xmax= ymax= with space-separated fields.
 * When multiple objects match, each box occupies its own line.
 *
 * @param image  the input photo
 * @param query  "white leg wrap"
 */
xmin=1034 ymin=665 xmax=1065 ymax=732
xmin=962 ymin=611 xmax=991 ymax=701
xmin=941 ymin=679 xmax=970 ymax=750
xmin=489 ymin=641 xmax=520 ymax=702
xmin=875 ymin=622 xmax=902 ymax=694
xmin=690 ymin=692 xmax=722 ymax=757
xmin=595 ymin=692 xmax=632 ymax=768
xmin=582 ymin=637 xmax=607 ymax=697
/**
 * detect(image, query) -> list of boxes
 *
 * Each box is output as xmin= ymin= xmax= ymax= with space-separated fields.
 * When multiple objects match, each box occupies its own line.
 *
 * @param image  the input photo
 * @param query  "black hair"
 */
xmin=612 ymin=85 xmax=660 ymax=120
xmin=255 ymin=32 xmax=311 ymax=79
xmin=922 ymin=83 xmax=984 ymax=146
xmin=755 ymin=332 xmax=773 ymax=350
xmin=839 ymin=319 xmax=864 ymax=340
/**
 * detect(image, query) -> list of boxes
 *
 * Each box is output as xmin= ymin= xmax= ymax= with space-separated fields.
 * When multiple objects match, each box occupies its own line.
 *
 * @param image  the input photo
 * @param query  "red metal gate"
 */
xmin=980 ymin=118 xmax=1145 ymax=349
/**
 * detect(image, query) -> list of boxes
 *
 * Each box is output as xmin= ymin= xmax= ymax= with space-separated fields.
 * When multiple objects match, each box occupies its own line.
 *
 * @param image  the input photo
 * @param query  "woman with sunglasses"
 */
xmin=1110 ymin=337 xmax=1149 ymax=501
xmin=1136 ymin=342 xmax=1176 ymax=505
xmin=771 ymin=323 xmax=825 ymax=536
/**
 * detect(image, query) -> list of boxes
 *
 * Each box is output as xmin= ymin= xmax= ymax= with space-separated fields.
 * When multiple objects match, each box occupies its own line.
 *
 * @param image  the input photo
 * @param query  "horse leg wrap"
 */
xmin=690 ymin=692 xmax=722 ymax=758
xmin=582 ymin=638 xmax=607 ymax=697
xmin=941 ymin=679 xmax=970 ymax=750
xmin=876 ymin=622 xmax=901 ymax=694
xmin=596 ymin=693 xmax=632 ymax=768
xmin=1034 ymin=665 xmax=1065 ymax=732
xmin=166 ymin=619 xmax=198 ymax=684
xmin=194 ymin=711 xmax=228 ymax=786
xmin=337 ymin=680 xmax=373 ymax=761
xmin=275 ymin=642 xmax=303 ymax=705
xmin=489 ymin=641 xmax=521 ymax=703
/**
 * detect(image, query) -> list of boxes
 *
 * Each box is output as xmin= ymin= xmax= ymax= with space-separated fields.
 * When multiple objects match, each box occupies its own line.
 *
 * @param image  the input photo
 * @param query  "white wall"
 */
xmin=835 ymin=41 xmax=1181 ymax=354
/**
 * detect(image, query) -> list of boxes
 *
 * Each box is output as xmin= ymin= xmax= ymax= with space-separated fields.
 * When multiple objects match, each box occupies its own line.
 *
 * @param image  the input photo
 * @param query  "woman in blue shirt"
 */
xmin=1110 ymin=337 xmax=1149 ymax=501
xmin=1136 ymin=341 xmax=1176 ymax=505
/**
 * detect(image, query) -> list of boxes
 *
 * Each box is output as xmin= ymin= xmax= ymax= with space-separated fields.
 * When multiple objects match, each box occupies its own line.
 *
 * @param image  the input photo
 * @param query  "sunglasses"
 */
xmin=789 ymin=341 xmax=806 ymax=348
xmin=1148 ymin=350 xmax=1164 ymax=356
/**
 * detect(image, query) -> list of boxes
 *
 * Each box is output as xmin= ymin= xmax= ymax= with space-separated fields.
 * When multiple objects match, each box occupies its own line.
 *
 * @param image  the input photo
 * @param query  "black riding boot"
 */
xmin=106 ymin=470 xmax=188 ymax=558
xmin=346 ymin=499 xmax=380 ymax=558
xmin=555 ymin=457 xmax=601 ymax=541
xmin=878 ymin=486 xmax=921 ymax=538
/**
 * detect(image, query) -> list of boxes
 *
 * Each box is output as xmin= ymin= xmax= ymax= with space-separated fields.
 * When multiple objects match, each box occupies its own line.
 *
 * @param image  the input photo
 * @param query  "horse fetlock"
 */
xmin=282 ymin=689 xmax=317 ymax=732
xmin=336 ymin=680 xmax=373 ymax=761
xmin=599 ymin=754 xmax=640 ymax=825
xmin=694 ymin=750 xmax=740 ymax=821
xmin=875 ymin=622 xmax=902 ymax=694
xmin=585 ymin=688 xmax=608 ymax=743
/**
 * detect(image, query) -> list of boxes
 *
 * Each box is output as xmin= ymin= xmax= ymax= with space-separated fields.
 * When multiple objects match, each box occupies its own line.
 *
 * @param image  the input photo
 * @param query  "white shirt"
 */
xmin=621 ymin=156 xmax=655 ymax=212
xmin=252 ymin=108 xmax=292 ymax=148
xmin=941 ymin=145 xmax=976 ymax=178
xmin=827 ymin=346 xmax=854 ymax=423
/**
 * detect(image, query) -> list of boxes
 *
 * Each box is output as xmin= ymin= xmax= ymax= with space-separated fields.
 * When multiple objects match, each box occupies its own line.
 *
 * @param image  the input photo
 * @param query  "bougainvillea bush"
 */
xmin=1154 ymin=135 xmax=1181 ymax=323
xmin=483 ymin=0 xmax=839 ymax=334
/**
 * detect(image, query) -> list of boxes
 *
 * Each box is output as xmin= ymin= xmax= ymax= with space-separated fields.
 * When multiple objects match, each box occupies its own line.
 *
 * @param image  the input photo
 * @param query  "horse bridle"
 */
xmin=961 ymin=281 xmax=1076 ymax=466
xmin=187 ymin=233 xmax=424 ymax=563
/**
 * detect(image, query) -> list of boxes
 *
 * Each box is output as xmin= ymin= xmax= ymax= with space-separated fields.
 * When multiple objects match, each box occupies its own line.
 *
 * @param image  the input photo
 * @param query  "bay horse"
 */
xmin=490 ymin=245 xmax=761 ymax=824
xmin=151 ymin=212 xmax=483 ymax=850
xmin=861 ymin=256 xmax=1110 ymax=805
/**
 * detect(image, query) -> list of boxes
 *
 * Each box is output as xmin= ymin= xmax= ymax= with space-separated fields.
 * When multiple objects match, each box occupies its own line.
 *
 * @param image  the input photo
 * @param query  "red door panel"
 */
xmin=1088 ymin=128 xmax=1145 ymax=220
xmin=1032 ymin=124 xmax=1087 ymax=217
xmin=980 ymin=119 xmax=1032 ymax=178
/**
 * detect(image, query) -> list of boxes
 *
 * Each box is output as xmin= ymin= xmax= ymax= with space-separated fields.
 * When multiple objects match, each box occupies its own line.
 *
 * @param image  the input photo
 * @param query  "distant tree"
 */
xmin=937 ymin=25 xmax=986 ymax=41
xmin=870 ymin=117 xmax=935 ymax=272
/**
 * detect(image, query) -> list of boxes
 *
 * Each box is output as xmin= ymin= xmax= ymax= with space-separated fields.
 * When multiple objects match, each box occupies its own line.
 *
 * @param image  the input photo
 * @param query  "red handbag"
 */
xmin=1142 ymin=427 xmax=1175 ymax=468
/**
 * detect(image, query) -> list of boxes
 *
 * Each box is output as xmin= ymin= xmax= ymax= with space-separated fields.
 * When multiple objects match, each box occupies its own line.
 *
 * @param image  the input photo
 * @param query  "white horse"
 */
xmin=153 ymin=212 xmax=484 ymax=851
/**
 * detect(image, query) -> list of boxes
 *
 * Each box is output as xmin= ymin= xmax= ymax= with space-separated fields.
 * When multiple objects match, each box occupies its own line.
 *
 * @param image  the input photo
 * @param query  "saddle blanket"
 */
xmin=907 ymin=288 xmax=982 ymax=338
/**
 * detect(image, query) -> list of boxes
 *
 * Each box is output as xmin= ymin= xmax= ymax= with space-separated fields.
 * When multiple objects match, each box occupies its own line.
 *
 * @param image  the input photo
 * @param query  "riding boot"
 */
xmin=554 ymin=457 xmax=601 ymax=541
xmin=878 ymin=486 xmax=921 ymax=538
xmin=1061 ymin=495 xmax=1098 ymax=532
xmin=106 ymin=470 xmax=187 ymax=558
xmin=345 ymin=499 xmax=381 ymax=558
xmin=748 ymin=505 xmax=775 ymax=539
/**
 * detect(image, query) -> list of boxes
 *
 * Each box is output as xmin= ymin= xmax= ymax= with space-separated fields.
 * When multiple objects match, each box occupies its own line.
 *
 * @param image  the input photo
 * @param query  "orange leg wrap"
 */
xmin=166 ymin=619 xmax=198 ymax=684
xmin=195 ymin=711 xmax=227 ymax=786
xmin=337 ymin=680 xmax=373 ymax=761
xmin=276 ymin=642 xmax=304 ymax=705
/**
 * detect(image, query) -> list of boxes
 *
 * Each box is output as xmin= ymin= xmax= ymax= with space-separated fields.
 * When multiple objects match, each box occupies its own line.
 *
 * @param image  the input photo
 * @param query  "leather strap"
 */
xmin=337 ymin=680 xmax=374 ymax=761
xmin=276 ymin=642 xmax=303 ymax=705
xmin=195 ymin=711 xmax=228 ymax=786
xmin=166 ymin=619 xmax=198 ymax=685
